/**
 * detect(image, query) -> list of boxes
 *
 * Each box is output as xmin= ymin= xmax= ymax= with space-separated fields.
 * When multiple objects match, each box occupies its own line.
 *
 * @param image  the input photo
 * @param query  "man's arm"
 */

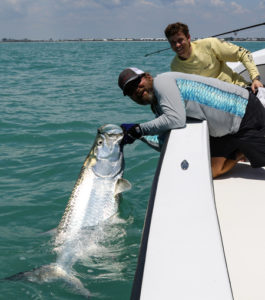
xmin=211 ymin=38 xmax=263 ymax=91
xmin=140 ymin=73 xmax=186 ymax=135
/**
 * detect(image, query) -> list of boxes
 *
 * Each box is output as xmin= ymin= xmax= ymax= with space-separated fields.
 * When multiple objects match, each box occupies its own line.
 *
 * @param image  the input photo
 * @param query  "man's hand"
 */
xmin=120 ymin=123 xmax=143 ymax=145
xmin=251 ymin=76 xmax=264 ymax=93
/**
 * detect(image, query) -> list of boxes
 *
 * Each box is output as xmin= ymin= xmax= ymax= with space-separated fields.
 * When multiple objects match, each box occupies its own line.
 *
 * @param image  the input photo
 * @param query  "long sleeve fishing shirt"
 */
xmin=139 ymin=72 xmax=249 ymax=137
xmin=170 ymin=38 xmax=260 ymax=86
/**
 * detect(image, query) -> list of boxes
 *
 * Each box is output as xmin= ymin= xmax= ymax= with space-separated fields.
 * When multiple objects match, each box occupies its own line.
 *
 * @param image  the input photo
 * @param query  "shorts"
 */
xmin=210 ymin=92 xmax=265 ymax=168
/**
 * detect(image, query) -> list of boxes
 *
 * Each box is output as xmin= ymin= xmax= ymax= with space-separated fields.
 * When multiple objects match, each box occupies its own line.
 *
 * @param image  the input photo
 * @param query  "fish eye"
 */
xmin=97 ymin=139 xmax=103 ymax=146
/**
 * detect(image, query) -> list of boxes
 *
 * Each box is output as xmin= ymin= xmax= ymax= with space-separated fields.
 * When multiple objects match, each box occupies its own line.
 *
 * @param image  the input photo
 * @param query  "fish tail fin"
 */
xmin=5 ymin=264 xmax=90 ymax=298
xmin=5 ymin=271 xmax=28 ymax=281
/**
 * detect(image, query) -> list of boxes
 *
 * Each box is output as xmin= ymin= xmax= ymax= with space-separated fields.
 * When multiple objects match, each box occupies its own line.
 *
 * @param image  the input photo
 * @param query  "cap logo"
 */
xmin=129 ymin=67 xmax=144 ymax=75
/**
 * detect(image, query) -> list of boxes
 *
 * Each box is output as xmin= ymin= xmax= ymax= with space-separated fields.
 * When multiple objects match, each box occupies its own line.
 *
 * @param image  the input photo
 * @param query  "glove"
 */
xmin=120 ymin=123 xmax=143 ymax=145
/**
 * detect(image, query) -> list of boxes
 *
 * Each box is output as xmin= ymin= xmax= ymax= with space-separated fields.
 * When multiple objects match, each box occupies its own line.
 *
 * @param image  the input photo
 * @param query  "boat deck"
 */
xmin=214 ymin=163 xmax=265 ymax=300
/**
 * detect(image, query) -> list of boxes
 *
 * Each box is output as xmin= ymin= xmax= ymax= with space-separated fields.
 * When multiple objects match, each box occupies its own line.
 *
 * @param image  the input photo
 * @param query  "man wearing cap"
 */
xmin=118 ymin=68 xmax=265 ymax=178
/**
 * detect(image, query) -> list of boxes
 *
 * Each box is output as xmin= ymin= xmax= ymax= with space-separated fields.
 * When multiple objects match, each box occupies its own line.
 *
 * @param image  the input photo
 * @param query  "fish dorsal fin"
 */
xmin=115 ymin=178 xmax=131 ymax=195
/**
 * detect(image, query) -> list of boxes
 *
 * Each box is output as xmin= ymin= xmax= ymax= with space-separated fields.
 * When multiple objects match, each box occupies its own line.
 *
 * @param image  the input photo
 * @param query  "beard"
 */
xmin=141 ymin=89 xmax=156 ymax=105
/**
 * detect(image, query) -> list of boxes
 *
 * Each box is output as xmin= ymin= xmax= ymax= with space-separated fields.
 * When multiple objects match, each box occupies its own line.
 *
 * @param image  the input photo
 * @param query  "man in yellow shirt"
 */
xmin=164 ymin=22 xmax=264 ymax=176
xmin=164 ymin=22 xmax=263 ymax=93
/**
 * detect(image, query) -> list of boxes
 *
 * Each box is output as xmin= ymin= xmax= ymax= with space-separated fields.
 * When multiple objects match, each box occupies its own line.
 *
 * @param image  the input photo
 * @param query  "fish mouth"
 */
xmin=92 ymin=125 xmax=124 ymax=177
xmin=97 ymin=124 xmax=124 ymax=152
xmin=98 ymin=124 xmax=123 ymax=135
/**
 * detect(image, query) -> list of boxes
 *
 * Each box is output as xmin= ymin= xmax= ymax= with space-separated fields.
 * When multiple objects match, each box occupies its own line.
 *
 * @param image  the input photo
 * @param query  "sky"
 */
xmin=0 ymin=0 xmax=264 ymax=40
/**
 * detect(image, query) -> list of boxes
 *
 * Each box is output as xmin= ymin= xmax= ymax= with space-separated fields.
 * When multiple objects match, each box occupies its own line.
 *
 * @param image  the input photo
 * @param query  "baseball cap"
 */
xmin=118 ymin=67 xmax=145 ymax=95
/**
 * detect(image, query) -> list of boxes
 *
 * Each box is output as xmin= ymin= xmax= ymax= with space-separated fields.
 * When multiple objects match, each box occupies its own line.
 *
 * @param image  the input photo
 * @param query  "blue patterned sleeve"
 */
xmin=140 ymin=134 xmax=166 ymax=152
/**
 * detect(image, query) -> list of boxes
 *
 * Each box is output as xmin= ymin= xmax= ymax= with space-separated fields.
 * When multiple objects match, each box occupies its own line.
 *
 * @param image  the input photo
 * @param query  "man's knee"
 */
xmin=211 ymin=157 xmax=227 ymax=178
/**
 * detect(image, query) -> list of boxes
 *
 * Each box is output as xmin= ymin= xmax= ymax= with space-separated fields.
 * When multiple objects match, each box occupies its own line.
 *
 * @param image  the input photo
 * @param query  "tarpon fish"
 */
xmin=5 ymin=124 xmax=131 ymax=298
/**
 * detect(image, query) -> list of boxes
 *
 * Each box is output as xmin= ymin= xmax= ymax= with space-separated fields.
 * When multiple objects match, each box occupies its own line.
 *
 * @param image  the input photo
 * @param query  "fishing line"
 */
xmin=144 ymin=21 xmax=265 ymax=57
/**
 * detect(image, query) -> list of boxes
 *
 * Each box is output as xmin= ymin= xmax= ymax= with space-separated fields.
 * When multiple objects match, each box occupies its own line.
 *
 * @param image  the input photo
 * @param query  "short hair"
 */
xmin=164 ymin=22 xmax=190 ymax=39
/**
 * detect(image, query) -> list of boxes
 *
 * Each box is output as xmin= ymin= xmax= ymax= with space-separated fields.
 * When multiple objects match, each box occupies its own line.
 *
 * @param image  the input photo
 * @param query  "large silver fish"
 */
xmin=6 ymin=124 xmax=131 ymax=298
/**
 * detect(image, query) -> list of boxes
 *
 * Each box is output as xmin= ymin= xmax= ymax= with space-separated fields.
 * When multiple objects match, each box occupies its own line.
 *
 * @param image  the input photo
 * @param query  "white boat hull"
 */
xmin=131 ymin=121 xmax=233 ymax=300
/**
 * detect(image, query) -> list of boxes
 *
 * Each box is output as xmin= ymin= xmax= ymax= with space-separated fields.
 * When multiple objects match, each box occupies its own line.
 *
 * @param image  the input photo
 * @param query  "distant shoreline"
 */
xmin=1 ymin=37 xmax=265 ymax=43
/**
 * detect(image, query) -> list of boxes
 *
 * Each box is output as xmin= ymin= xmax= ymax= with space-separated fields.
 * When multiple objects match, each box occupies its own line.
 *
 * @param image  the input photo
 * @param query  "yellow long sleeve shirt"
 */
xmin=170 ymin=38 xmax=260 ymax=87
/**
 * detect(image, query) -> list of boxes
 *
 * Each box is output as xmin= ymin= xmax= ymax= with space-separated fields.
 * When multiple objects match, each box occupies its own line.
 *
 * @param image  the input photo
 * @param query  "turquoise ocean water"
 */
xmin=1 ymin=41 xmax=265 ymax=300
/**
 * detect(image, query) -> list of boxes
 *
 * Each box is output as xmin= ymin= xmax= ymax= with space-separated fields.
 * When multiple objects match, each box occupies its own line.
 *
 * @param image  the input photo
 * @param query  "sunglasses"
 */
xmin=124 ymin=75 xmax=144 ymax=96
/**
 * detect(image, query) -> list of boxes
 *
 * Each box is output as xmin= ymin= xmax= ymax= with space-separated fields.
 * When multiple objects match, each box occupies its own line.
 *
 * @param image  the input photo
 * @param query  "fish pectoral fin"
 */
xmin=115 ymin=178 xmax=131 ymax=195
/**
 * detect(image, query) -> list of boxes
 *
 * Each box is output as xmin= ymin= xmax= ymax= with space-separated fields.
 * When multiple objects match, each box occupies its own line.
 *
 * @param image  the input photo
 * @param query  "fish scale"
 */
xmin=85 ymin=176 xmax=120 ymax=226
